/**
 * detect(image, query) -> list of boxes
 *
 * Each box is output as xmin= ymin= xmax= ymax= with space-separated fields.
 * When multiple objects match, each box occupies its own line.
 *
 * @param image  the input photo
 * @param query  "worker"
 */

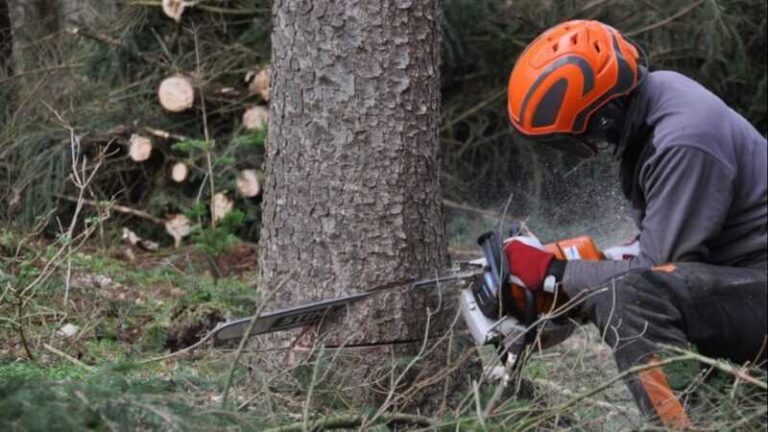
xmin=504 ymin=20 xmax=767 ymax=428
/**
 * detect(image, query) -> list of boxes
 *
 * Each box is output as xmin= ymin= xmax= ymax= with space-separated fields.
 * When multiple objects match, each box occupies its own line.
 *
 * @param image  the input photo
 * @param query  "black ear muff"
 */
xmin=586 ymin=99 xmax=627 ymax=147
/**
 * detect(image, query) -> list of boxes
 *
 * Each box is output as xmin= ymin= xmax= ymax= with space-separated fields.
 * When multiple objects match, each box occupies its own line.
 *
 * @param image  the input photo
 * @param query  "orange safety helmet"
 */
xmin=508 ymin=20 xmax=640 ymax=137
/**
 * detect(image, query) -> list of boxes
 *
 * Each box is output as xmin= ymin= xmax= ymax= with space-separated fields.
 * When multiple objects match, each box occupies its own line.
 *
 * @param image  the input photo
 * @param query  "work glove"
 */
xmin=503 ymin=239 xmax=564 ymax=290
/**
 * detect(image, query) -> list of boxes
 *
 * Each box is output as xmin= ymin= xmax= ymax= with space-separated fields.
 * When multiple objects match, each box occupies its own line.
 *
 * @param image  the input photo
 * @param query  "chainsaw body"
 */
xmin=459 ymin=231 xmax=602 ymax=358
xmin=212 ymin=229 xmax=604 ymax=352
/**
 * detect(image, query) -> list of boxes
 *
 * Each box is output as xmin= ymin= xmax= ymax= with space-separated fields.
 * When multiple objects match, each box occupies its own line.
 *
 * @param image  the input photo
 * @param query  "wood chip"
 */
xmin=138 ymin=239 xmax=159 ymax=252
xmin=236 ymin=169 xmax=261 ymax=197
xmin=165 ymin=214 xmax=191 ymax=248
xmin=212 ymin=192 xmax=233 ymax=223
xmin=171 ymin=162 xmax=189 ymax=182
xmin=242 ymin=105 xmax=268 ymax=130
xmin=129 ymin=134 xmax=153 ymax=162
xmin=58 ymin=323 xmax=80 ymax=338
xmin=158 ymin=75 xmax=195 ymax=113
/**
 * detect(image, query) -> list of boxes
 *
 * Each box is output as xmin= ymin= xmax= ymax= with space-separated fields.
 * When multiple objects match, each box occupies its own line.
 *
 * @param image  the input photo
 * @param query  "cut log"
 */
xmin=247 ymin=66 xmax=270 ymax=101
xmin=122 ymin=227 xmax=141 ymax=246
xmin=242 ymin=105 xmax=268 ymax=131
xmin=158 ymin=75 xmax=195 ymax=113
xmin=212 ymin=192 xmax=233 ymax=223
xmin=171 ymin=162 xmax=188 ymax=183
xmin=236 ymin=169 xmax=261 ymax=197
xmin=128 ymin=134 xmax=153 ymax=162
xmin=162 ymin=0 xmax=186 ymax=22
xmin=122 ymin=227 xmax=159 ymax=251
xmin=165 ymin=214 xmax=191 ymax=248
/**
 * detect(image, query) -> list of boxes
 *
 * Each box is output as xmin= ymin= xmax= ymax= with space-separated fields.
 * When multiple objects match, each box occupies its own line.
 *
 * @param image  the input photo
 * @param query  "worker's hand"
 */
xmin=503 ymin=239 xmax=556 ymax=290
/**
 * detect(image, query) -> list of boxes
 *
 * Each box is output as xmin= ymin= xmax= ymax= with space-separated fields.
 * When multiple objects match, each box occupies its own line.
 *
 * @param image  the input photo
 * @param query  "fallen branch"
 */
xmin=53 ymin=194 xmax=165 ymax=225
xmin=144 ymin=126 xmax=189 ymax=141
xmin=43 ymin=343 xmax=95 ymax=372
xmin=67 ymin=27 xmax=121 ymax=46
xmin=129 ymin=0 xmax=268 ymax=15
xmin=262 ymin=412 xmax=435 ymax=432
xmin=534 ymin=378 xmax=632 ymax=413
xmin=660 ymin=344 xmax=767 ymax=390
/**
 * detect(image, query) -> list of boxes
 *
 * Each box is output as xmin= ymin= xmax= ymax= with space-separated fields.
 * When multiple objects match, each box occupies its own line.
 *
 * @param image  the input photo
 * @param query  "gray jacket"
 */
xmin=564 ymin=71 xmax=768 ymax=295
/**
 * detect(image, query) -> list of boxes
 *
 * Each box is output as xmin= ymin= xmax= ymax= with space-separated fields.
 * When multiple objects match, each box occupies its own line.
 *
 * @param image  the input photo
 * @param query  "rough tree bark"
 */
xmin=259 ymin=1 xmax=482 ymax=410
xmin=262 ymin=0 xmax=448 ymax=344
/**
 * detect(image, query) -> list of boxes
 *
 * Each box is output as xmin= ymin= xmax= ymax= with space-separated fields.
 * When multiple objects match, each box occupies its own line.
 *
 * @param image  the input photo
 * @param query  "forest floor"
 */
xmin=0 ymin=232 xmax=765 ymax=431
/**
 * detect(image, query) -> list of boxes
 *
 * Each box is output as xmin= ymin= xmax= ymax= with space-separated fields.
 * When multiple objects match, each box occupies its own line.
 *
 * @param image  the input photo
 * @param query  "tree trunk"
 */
xmin=262 ymin=0 xmax=448 ymax=344
xmin=6 ymin=0 xmax=59 ymax=73
xmin=0 ymin=0 xmax=11 ymax=76
xmin=259 ymin=0 xmax=478 ymax=410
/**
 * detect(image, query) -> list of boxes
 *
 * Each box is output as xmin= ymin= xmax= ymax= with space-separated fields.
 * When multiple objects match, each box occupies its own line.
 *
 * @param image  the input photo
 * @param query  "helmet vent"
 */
xmin=593 ymin=41 xmax=601 ymax=53
xmin=570 ymin=34 xmax=579 ymax=45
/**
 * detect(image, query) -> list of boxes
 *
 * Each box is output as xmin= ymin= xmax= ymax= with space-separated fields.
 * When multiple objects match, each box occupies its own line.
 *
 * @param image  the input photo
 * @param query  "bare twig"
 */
xmin=439 ymin=88 xmax=506 ymax=133
xmin=43 ymin=343 xmax=95 ymax=371
xmin=53 ymin=194 xmax=165 ymax=225
xmin=67 ymin=27 xmax=121 ymax=46
xmin=144 ymin=126 xmax=189 ymax=141
xmin=625 ymin=0 xmax=705 ymax=37
xmin=220 ymin=272 xmax=295 ymax=408
xmin=262 ymin=412 xmax=434 ymax=432
xmin=660 ymin=344 xmax=767 ymax=390
xmin=191 ymin=26 xmax=217 ymax=228
xmin=128 ymin=0 xmax=267 ymax=15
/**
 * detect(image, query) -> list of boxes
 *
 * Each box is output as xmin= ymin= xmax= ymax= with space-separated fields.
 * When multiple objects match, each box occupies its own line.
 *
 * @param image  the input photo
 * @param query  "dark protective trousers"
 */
xmin=580 ymin=262 xmax=767 ymax=427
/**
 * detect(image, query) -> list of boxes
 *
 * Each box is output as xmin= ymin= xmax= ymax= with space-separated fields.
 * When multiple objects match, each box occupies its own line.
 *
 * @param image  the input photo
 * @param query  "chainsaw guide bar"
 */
xmin=212 ymin=292 xmax=370 ymax=342
xmin=211 ymin=268 xmax=482 ymax=344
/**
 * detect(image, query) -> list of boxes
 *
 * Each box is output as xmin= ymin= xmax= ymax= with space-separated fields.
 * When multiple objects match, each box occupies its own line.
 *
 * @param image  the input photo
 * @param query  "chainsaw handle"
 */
xmin=477 ymin=231 xmax=525 ymax=321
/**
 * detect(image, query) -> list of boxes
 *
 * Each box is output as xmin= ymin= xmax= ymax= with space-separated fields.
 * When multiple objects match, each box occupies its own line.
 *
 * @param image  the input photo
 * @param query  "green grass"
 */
xmin=0 ymin=361 xmax=89 ymax=382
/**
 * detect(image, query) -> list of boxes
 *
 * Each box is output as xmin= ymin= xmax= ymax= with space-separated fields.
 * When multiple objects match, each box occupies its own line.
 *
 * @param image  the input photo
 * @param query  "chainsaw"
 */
xmin=212 ymin=228 xmax=603 ymax=369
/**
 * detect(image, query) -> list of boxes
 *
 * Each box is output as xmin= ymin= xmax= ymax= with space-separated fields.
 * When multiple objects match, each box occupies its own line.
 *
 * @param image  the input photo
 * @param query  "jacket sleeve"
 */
xmin=563 ymin=145 xmax=735 ymax=296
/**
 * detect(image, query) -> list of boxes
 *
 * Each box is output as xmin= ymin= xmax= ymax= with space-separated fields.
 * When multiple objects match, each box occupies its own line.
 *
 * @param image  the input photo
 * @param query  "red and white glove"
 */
xmin=503 ymin=239 xmax=555 ymax=290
